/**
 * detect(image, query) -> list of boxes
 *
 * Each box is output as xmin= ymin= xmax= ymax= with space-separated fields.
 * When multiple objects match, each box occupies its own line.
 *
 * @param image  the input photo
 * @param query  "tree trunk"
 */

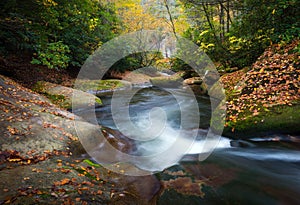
xmin=219 ymin=2 xmax=225 ymax=42
xmin=227 ymin=0 xmax=230 ymax=32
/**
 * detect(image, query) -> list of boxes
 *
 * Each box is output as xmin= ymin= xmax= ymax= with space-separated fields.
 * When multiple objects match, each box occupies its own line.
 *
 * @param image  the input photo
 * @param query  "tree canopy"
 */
xmin=0 ymin=0 xmax=119 ymax=69
xmin=177 ymin=0 xmax=300 ymax=70
xmin=0 ymin=0 xmax=298 ymax=72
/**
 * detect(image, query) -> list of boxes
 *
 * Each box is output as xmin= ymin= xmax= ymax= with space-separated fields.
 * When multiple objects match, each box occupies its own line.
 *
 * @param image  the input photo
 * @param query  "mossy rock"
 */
xmin=223 ymin=103 xmax=300 ymax=139
xmin=150 ymin=72 xmax=185 ymax=88
xmin=33 ymin=81 xmax=102 ymax=109
xmin=75 ymin=79 xmax=131 ymax=93
xmin=208 ymin=81 xmax=226 ymax=101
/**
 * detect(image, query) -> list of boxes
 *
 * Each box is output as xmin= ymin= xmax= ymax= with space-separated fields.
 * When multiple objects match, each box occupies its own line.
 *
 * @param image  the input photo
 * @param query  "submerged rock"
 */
xmin=230 ymin=140 xmax=256 ymax=148
xmin=101 ymin=127 xmax=136 ymax=154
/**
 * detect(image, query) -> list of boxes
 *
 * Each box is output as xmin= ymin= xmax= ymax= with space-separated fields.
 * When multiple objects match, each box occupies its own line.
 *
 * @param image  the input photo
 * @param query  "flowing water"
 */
xmin=93 ymin=86 xmax=300 ymax=204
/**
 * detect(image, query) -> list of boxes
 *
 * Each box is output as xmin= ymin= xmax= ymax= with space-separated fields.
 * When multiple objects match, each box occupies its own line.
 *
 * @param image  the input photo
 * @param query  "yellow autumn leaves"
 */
xmin=112 ymin=0 xmax=189 ymax=34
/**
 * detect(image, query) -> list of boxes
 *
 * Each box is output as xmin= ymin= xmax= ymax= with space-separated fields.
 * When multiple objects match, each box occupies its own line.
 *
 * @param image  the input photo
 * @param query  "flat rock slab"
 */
xmin=74 ymin=79 xmax=132 ymax=94
xmin=33 ymin=81 xmax=102 ymax=109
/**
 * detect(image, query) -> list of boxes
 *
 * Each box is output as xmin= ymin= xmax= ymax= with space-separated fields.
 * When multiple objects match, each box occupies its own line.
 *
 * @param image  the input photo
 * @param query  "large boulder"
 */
xmin=0 ymin=75 xmax=79 ymax=157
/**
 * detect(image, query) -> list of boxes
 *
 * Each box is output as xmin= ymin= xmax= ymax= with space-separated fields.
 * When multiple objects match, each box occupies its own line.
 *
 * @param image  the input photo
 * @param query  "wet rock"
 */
xmin=183 ymin=77 xmax=203 ymax=85
xmin=101 ymin=127 xmax=137 ymax=154
xmin=187 ymin=84 xmax=208 ymax=95
xmin=108 ymin=174 xmax=161 ymax=205
xmin=230 ymin=140 xmax=256 ymax=148
xmin=162 ymin=177 xmax=205 ymax=197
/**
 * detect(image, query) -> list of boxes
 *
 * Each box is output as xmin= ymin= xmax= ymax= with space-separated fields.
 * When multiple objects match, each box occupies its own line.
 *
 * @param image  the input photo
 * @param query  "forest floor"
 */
xmin=0 ymin=54 xmax=80 ymax=89
xmin=0 ymin=54 xmax=157 ymax=89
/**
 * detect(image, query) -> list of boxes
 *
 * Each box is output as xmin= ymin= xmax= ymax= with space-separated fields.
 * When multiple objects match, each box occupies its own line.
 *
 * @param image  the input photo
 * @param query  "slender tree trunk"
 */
xmin=227 ymin=0 xmax=230 ymax=32
xmin=219 ymin=2 xmax=225 ymax=41
xmin=202 ymin=2 xmax=219 ymax=43
xmin=163 ymin=0 xmax=177 ymax=38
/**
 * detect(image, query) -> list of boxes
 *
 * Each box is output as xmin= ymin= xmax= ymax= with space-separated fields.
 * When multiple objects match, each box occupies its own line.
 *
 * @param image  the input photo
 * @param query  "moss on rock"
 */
xmin=220 ymin=40 xmax=300 ymax=138
xmin=150 ymin=72 xmax=184 ymax=88
xmin=150 ymin=77 xmax=182 ymax=88
xmin=223 ymin=103 xmax=300 ymax=139
xmin=75 ymin=79 xmax=131 ymax=93
xmin=33 ymin=81 xmax=102 ymax=109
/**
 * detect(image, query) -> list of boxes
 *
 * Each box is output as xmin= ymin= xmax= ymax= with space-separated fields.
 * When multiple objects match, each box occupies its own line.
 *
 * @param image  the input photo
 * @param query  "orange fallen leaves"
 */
xmin=54 ymin=178 xmax=71 ymax=186
xmin=6 ymin=126 xmax=19 ymax=135
xmin=223 ymin=39 xmax=300 ymax=129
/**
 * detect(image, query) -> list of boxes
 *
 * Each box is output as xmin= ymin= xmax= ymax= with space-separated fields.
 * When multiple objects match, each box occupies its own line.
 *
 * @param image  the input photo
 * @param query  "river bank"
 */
xmin=0 ymin=39 xmax=299 ymax=204
xmin=1 ymin=68 xmax=299 ymax=204
xmin=220 ymin=39 xmax=300 ymax=138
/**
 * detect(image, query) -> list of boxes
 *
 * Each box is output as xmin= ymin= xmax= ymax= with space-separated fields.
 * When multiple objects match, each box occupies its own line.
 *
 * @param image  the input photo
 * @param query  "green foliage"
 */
xmin=183 ymin=21 xmax=272 ymax=69
xmin=83 ymin=159 xmax=101 ymax=168
xmin=224 ymin=33 xmax=272 ymax=68
xmin=110 ymin=51 xmax=164 ymax=73
xmin=226 ymin=0 xmax=299 ymax=68
xmin=31 ymin=41 xmax=70 ymax=70
xmin=292 ymin=44 xmax=300 ymax=55
xmin=180 ymin=0 xmax=300 ymax=71
xmin=0 ymin=0 xmax=120 ymax=68
xmin=232 ymin=0 xmax=299 ymax=42
xmin=169 ymin=57 xmax=193 ymax=72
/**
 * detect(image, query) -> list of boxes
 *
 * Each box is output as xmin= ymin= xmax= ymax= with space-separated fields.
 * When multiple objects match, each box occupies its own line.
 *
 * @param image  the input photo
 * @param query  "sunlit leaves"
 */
xmin=113 ymin=0 xmax=167 ymax=32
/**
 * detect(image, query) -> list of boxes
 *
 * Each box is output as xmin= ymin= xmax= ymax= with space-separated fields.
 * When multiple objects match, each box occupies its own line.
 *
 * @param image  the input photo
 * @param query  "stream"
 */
xmin=91 ymin=86 xmax=300 ymax=204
